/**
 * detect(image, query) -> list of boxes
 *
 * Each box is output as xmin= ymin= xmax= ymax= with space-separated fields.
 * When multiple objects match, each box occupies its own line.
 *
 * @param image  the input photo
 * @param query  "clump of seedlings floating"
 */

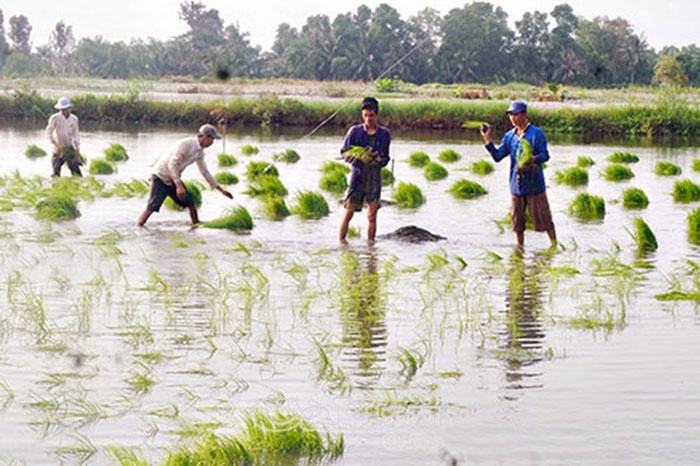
xmin=88 ymin=158 xmax=115 ymax=175
xmin=246 ymin=161 xmax=279 ymax=180
xmin=25 ymin=144 xmax=47 ymax=158
xmin=577 ymin=156 xmax=595 ymax=168
xmin=263 ymin=196 xmax=290 ymax=221
xmin=35 ymin=194 xmax=81 ymax=221
xmin=245 ymin=174 xmax=288 ymax=198
xmin=438 ymin=149 xmax=461 ymax=163
xmin=381 ymin=167 xmax=395 ymax=186
xmin=103 ymin=143 xmax=129 ymax=162
xmin=217 ymin=153 xmax=237 ymax=167
xmin=241 ymin=144 xmax=259 ymax=156
xmin=449 ymin=179 xmax=487 ymax=199
xmin=555 ymin=166 xmax=588 ymax=186
xmin=292 ymin=190 xmax=329 ymax=219
xmin=424 ymin=162 xmax=448 ymax=181
xmin=569 ymin=193 xmax=605 ymax=221
xmin=607 ymin=151 xmax=639 ymax=163
xmin=408 ymin=151 xmax=430 ymax=168
xmin=688 ymin=208 xmax=700 ymax=244
xmin=342 ymin=146 xmax=374 ymax=163
xmin=630 ymin=217 xmax=658 ymax=254
xmin=319 ymin=170 xmax=348 ymax=193
xmin=214 ymin=171 xmax=239 ymax=186
xmin=204 ymin=206 xmax=253 ymax=231
xmin=622 ymin=187 xmax=649 ymax=209
xmin=603 ymin=164 xmax=635 ymax=181
xmin=273 ymin=148 xmax=301 ymax=163
xmin=322 ymin=161 xmax=350 ymax=175
xmin=654 ymin=161 xmax=682 ymax=176
xmin=164 ymin=181 xmax=202 ymax=210
xmin=393 ymin=182 xmax=425 ymax=208
xmin=672 ymin=179 xmax=700 ymax=203
xmin=471 ymin=159 xmax=494 ymax=175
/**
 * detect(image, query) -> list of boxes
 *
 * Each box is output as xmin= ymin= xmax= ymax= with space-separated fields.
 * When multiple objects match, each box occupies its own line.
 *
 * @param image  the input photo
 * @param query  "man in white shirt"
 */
xmin=137 ymin=124 xmax=233 ymax=226
xmin=45 ymin=96 xmax=82 ymax=177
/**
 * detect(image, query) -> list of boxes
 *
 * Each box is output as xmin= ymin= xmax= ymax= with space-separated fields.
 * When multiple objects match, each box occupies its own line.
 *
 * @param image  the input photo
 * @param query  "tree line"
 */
xmin=0 ymin=1 xmax=698 ymax=87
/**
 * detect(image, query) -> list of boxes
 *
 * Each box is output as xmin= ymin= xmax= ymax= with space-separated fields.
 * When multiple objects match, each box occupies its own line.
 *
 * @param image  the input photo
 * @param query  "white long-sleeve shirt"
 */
xmin=153 ymin=136 xmax=219 ymax=189
xmin=45 ymin=111 xmax=80 ymax=151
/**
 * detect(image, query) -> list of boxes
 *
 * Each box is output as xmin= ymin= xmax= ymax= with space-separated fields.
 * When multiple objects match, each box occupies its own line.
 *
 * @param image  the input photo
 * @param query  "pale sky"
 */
xmin=2 ymin=0 xmax=696 ymax=52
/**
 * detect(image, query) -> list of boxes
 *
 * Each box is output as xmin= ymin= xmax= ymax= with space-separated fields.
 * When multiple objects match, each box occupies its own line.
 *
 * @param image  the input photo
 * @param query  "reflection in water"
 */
xmin=337 ymin=249 xmax=387 ymax=388
xmin=499 ymin=249 xmax=552 ymax=392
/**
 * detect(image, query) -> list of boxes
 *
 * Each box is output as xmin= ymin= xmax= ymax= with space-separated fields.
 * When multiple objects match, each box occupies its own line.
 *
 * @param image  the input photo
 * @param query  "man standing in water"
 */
xmin=480 ymin=101 xmax=557 ymax=248
xmin=137 ymin=124 xmax=233 ymax=227
xmin=339 ymin=97 xmax=391 ymax=243
xmin=45 ymin=96 xmax=82 ymax=177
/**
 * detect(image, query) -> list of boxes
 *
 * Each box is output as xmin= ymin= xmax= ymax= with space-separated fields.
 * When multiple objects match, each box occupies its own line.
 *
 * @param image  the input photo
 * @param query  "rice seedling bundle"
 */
xmin=25 ymin=144 xmax=47 ymax=158
xmin=164 ymin=181 xmax=202 ymax=210
xmin=342 ymin=146 xmax=374 ymax=164
xmin=246 ymin=161 xmax=279 ymax=181
xmin=688 ymin=208 xmax=700 ymax=244
xmin=461 ymin=120 xmax=488 ymax=130
xmin=408 ymin=152 xmax=430 ymax=168
xmin=88 ymin=158 xmax=115 ymax=175
xmin=103 ymin=143 xmax=129 ymax=162
xmin=577 ymin=156 xmax=595 ymax=168
xmin=603 ymin=164 xmax=635 ymax=181
xmin=273 ymin=148 xmax=301 ymax=163
xmin=555 ymin=167 xmax=588 ymax=186
xmin=471 ymin=159 xmax=495 ymax=175
xmin=424 ymin=162 xmax=448 ymax=181
xmin=214 ymin=171 xmax=239 ymax=185
xmin=654 ymin=161 xmax=682 ymax=176
xmin=569 ymin=193 xmax=605 ymax=220
xmin=319 ymin=171 xmax=348 ymax=193
xmin=622 ymin=188 xmax=649 ymax=209
xmin=633 ymin=217 xmax=658 ymax=252
xmin=438 ymin=149 xmax=461 ymax=163
xmin=245 ymin=174 xmax=287 ymax=198
xmin=35 ymin=194 xmax=80 ymax=221
xmin=393 ymin=182 xmax=425 ymax=208
xmin=241 ymin=144 xmax=259 ymax=156
xmin=673 ymin=179 xmax=700 ymax=203
xmin=693 ymin=159 xmax=700 ymax=172
xmin=381 ymin=167 xmax=395 ymax=186
xmin=516 ymin=139 xmax=532 ymax=169
xmin=264 ymin=196 xmax=290 ymax=221
xmin=218 ymin=153 xmax=238 ymax=167
xmin=203 ymin=205 xmax=253 ymax=230
xmin=607 ymin=151 xmax=639 ymax=163
xmin=449 ymin=179 xmax=487 ymax=199
xmin=292 ymin=191 xmax=329 ymax=219
xmin=322 ymin=161 xmax=350 ymax=175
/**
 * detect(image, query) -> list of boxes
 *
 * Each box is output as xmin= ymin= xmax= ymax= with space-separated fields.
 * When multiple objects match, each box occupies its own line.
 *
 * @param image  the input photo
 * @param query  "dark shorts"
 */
xmin=344 ymin=188 xmax=381 ymax=212
xmin=146 ymin=175 xmax=194 ymax=212
xmin=511 ymin=192 xmax=554 ymax=233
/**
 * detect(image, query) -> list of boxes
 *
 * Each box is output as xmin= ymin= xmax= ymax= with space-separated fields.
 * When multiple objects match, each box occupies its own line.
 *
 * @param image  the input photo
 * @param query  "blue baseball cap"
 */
xmin=506 ymin=101 xmax=528 ymax=114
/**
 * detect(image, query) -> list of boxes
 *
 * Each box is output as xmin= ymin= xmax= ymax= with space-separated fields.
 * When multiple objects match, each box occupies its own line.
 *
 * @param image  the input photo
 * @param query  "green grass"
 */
xmin=673 ymin=179 xmax=700 ymax=203
xmin=693 ymin=159 xmax=700 ymax=172
xmin=214 ymin=171 xmax=239 ymax=185
xmin=569 ymin=193 xmax=605 ymax=221
xmin=263 ymin=196 xmax=290 ymax=221
xmin=602 ymin=164 xmax=635 ymax=181
xmin=103 ymin=143 xmax=129 ymax=162
xmin=241 ymin=144 xmax=259 ymax=156
xmin=393 ymin=182 xmax=424 ymax=208
xmin=217 ymin=153 xmax=238 ymax=167
xmin=319 ymin=170 xmax=348 ymax=193
xmin=554 ymin=166 xmax=588 ymax=186
xmin=25 ymin=144 xmax=47 ymax=158
xmin=622 ymin=187 xmax=649 ymax=209
xmin=408 ymin=151 xmax=430 ymax=168
xmin=203 ymin=206 xmax=253 ymax=231
xmin=471 ymin=159 xmax=495 ymax=175
xmin=244 ymin=174 xmax=287 ymax=198
xmin=632 ymin=217 xmax=658 ymax=253
xmin=654 ymin=161 xmax=682 ymax=176
xmin=35 ymin=194 xmax=81 ymax=221
xmin=381 ymin=167 xmax=395 ymax=186
xmin=272 ymin=148 xmax=301 ymax=163
xmin=449 ymin=179 xmax=487 ymax=199
xmin=607 ymin=151 xmax=639 ymax=163
xmin=577 ymin=156 xmax=595 ymax=167
xmin=437 ymin=149 xmax=461 ymax=163
xmin=246 ymin=161 xmax=279 ymax=181
xmin=164 ymin=181 xmax=202 ymax=210
xmin=424 ymin=162 xmax=448 ymax=181
xmin=689 ymin=208 xmax=700 ymax=244
xmin=292 ymin=191 xmax=329 ymax=219
xmin=88 ymin=158 xmax=115 ymax=175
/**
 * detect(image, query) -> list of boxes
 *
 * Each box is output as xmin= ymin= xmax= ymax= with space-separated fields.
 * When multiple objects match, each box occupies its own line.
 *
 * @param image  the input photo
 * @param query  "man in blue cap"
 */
xmin=480 ymin=101 xmax=557 ymax=248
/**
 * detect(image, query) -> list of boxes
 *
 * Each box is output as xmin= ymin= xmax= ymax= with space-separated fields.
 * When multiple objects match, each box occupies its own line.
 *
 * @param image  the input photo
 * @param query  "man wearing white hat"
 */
xmin=137 ymin=124 xmax=234 ymax=226
xmin=45 ymin=96 xmax=83 ymax=177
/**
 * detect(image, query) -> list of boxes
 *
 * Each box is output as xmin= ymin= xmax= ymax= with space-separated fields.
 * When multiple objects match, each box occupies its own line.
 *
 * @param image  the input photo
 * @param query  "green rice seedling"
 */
xmin=103 ymin=143 xmax=129 ymax=162
xmin=292 ymin=191 xmax=329 ymax=219
xmin=622 ymin=188 xmax=649 ymax=209
xmin=217 ymin=153 xmax=238 ymax=167
xmin=107 ymin=179 xmax=149 ymax=198
xmin=204 ymin=206 xmax=254 ymax=231
xmin=241 ymin=144 xmax=259 ymax=156
xmin=25 ymin=144 xmax=47 ymax=158
xmin=569 ymin=193 xmax=605 ymax=221
xmin=517 ymin=139 xmax=533 ymax=169
xmin=381 ymin=167 xmax=395 ymax=186
xmin=88 ymin=158 xmax=115 ymax=175
xmin=106 ymin=447 xmax=149 ymax=466
xmin=424 ymin=161 xmax=448 ymax=181
xmin=673 ymin=179 xmax=700 ymax=203
xmin=577 ymin=156 xmax=595 ymax=167
xmin=263 ymin=196 xmax=290 ymax=221
xmin=319 ymin=170 xmax=348 ymax=193
xmin=449 ymin=179 xmax=487 ymax=199
xmin=397 ymin=347 xmax=425 ymax=382
xmin=393 ymin=182 xmax=424 ymax=208
xmin=164 ymin=181 xmax=202 ymax=210
xmin=555 ymin=166 xmax=588 ymax=186
xmin=603 ymin=163 xmax=635 ymax=181
xmin=128 ymin=368 xmax=155 ymax=395
xmin=360 ymin=392 xmax=440 ymax=418
xmin=631 ymin=217 xmax=658 ymax=253
xmin=655 ymin=161 xmax=682 ymax=176
xmin=342 ymin=145 xmax=374 ymax=163
xmin=245 ymin=174 xmax=287 ymax=198
xmin=607 ymin=151 xmax=639 ymax=163
xmin=693 ymin=159 xmax=700 ymax=172
xmin=461 ymin=120 xmax=488 ymax=130
xmin=438 ymin=149 xmax=461 ymax=163
xmin=272 ymin=148 xmax=301 ymax=163
xmin=347 ymin=226 xmax=360 ymax=238
xmin=214 ymin=171 xmax=239 ymax=185
xmin=471 ymin=159 xmax=495 ymax=175
xmin=408 ymin=151 xmax=430 ymax=168
xmin=688 ymin=208 xmax=700 ymax=244
xmin=35 ymin=194 xmax=80 ymax=221
xmin=322 ymin=161 xmax=350 ymax=175
xmin=246 ymin=161 xmax=279 ymax=180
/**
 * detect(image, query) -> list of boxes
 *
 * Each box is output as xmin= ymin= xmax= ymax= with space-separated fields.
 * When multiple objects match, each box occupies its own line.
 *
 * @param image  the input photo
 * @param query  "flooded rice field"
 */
xmin=1 ymin=123 xmax=700 ymax=465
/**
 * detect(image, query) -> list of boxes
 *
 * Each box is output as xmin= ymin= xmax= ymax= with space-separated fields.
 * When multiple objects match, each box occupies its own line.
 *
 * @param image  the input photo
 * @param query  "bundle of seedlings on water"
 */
xmin=214 ymin=171 xmax=239 ymax=185
xmin=654 ymin=161 xmax=682 ymax=176
xmin=35 ymin=194 xmax=80 ymax=221
xmin=449 ymin=179 xmax=487 ymax=199
xmin=693 ymin=159 xmax=700 ymax=172
xmin=241 ymin=144 xmax=259 ymax=156
xmin=631 ymin=217 xmax=658 ymax=253
xmin=673 ymin=179 xmax=700 ymax=203
xmin=203 ymin=205 xmax=253 ymax=231
xmin=25 ymin=144 xmax=47 ymax=158
xmin=408 ymin=151 xmax=430 ymax=168
xmin=218 ymin=153 xmax=238 ymax=167
xmin=381 ymin=167 xmax=395 ymax=186
xmin=688 ymin=208 xmax=700 ymax=244
xmin=577 ymin=156 xmax=595 ymax=168
xmin=246 ymin=161 xmax=279 ymax=180
xmin=607 ymin=151 xmax=639 ymax=163
xmin=273 ymin=148 xmax=301 ymax=163
xmin=164 ymin=181 xmax=202 ymax=210
xmin=424 ymin=162 xmax=448 ymax=181
xmin=319 ymin=170 xmax=348 ymax=193
xmin=88 ymin=158 xmax=115 ymax=175
xmin=245 ymin=174 xmax=287 ymax=198
xmin=322 ymin=161 xmax=350 ymax=175
xmin=471 ymin=159 xmax=495 ymax=175
xmin=108 ymin=179 xmax=150 ymax=198
xmin=103 ymin=143 xmax=129 ymax=162
xmin=555 ymin=166 xmax=588 ymax=186
xmin=438 ymin=149 xmax=461 ymax=163
xmin=342 ymin=146 xmax=374 ymax=164
xmin=292 ymin=190 xmax=329 ymax=219
xmin=622 ymin=187 xmax=650 ymax=209
xmin=569 ymin=193 xmax=605 ymax=221
xmin=393 ymin=181 xmax=425 ymax=208
xmin=264 ymin=196 xmax=290 ymax=221
xmin=603 ymin=164 xmax=635 ymax=181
